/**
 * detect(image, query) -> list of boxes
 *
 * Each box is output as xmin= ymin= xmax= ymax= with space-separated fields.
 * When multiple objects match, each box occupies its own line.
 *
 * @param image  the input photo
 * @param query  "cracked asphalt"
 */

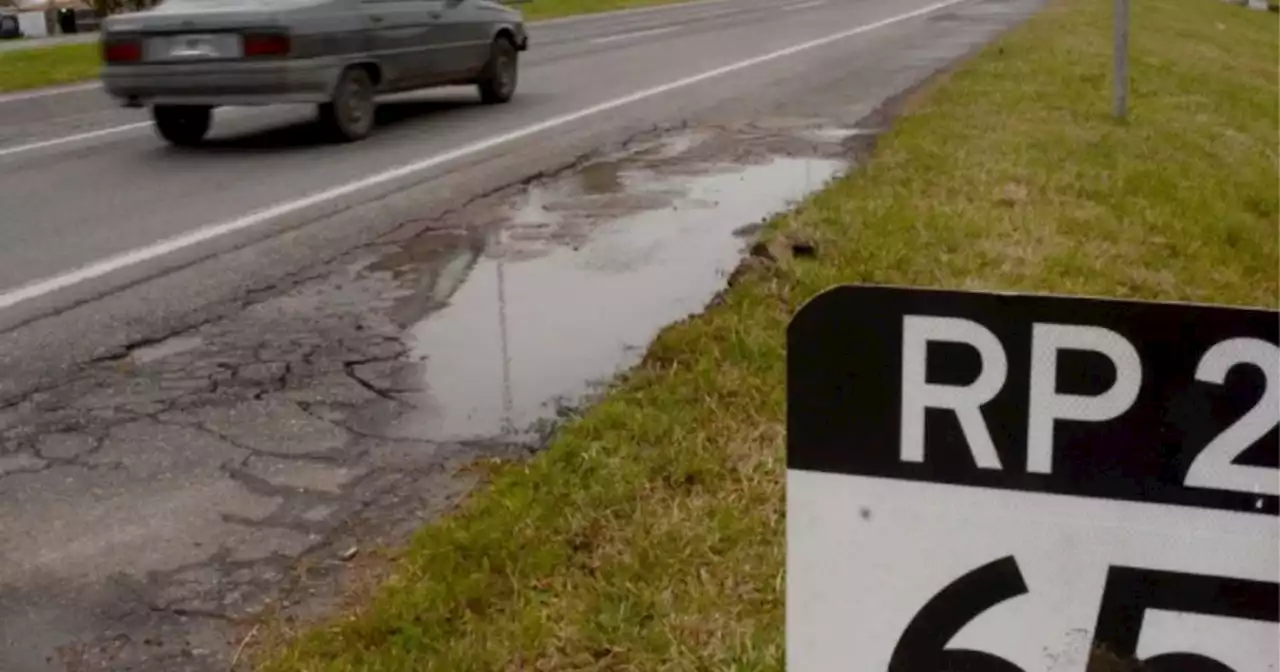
xmin=0 ymin=0 xmax=1045 ymax=668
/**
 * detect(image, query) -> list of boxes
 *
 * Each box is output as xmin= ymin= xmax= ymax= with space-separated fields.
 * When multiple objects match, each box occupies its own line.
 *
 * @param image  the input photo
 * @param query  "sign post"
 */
xmin=1114 ymin=0 xmax=1130 ymax=119
xmin=786 ymin=285 xmax=1278 ymax=671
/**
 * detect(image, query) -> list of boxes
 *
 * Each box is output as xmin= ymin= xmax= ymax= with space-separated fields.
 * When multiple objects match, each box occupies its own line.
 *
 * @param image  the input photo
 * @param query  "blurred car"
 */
xmin=99 ymin=0 xmax=528 ymax=145
xmin=0 ymin=9 xmax=22 ymax=39
xmin=56 ymin=6 xmax=102 ymax=33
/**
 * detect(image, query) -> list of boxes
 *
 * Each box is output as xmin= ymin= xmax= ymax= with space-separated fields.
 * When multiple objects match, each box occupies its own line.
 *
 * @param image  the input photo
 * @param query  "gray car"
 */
xmin=99 ymin=0 xmax=528 ymax=145
xmin=0 ymin=10 xmax=21 ymax=39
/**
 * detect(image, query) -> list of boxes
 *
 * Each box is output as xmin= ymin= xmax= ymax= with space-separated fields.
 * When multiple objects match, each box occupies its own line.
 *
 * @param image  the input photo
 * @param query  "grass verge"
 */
xmin=0 ymin=0 xmax=700 ymax=93
xmin=0 ymin=42 xmax=100 ymax=93
xmin=521 ymin=0 xmax=694 ymax=20
xmin=260 ymin=0 xmax=1278 ymax=669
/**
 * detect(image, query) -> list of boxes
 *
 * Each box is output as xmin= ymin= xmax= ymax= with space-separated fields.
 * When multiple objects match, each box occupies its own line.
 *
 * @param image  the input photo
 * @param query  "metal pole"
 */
xmin=1114 ymin=0 xmax=1130 ymax=120
xmin=495 ymin=243 xmax=514 ymax=436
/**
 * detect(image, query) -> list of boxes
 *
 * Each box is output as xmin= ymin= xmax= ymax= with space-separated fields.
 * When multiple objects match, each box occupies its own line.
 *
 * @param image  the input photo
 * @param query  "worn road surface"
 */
xmin=0 ymin=0 xmax=1044 ymax=669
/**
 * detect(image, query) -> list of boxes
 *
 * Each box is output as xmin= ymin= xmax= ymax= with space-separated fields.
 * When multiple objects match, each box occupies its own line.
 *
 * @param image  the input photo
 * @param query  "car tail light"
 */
xmin=243 ymin=32 xmax=290 ymax=57
xmin=103 ymin=39 xmax=142 ymax=63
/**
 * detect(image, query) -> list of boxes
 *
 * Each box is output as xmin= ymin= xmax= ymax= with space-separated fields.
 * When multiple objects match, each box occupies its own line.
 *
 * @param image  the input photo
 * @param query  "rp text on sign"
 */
xmin=786 ymin=285 xmax=1278 ymax=671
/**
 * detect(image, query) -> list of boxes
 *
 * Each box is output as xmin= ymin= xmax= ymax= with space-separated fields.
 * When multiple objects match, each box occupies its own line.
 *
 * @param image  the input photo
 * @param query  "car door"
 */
xmin=429 ymin=0 xmax=497 ymax=82
xmin=360 ymin=0 xmax=444 ymax=89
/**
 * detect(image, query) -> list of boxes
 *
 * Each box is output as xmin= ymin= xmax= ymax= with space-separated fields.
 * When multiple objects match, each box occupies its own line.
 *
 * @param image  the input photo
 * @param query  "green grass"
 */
xmin=0 ymin=0 xmax=700 ymax=93
xmin=0 ymin=42 xmax=100 ymax=92
xmin=521 ymin=0 xmax=694 ymax=20
xmin=259 ymin=0 xmax=1278 ymax=669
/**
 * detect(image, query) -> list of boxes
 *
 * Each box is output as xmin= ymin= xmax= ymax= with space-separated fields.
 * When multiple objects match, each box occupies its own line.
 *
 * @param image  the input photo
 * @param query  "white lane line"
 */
xmin=0 ymin=107 xmax=277 ymax=160
xmin=782 ymin=0 xmax=828 ymax=11
xmin=0 ymin=0 xmax=969 ymax=313
xmin=0 ymin=122 xmax=151 ymax=159
xmin=0 ymin=81 xmax=103 ymax=104
xmin=590 ymin=26 xmax=679 ymax=44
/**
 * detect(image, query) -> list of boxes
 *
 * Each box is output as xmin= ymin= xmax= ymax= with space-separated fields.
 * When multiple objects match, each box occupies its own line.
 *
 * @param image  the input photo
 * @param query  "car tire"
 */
xmin=477 ymin=37 xmax=518 ymax=105
xmin=319 ymin=67 xmax=376 ymax=143
xmin=153 ymin=105 xmax=212 ymax=147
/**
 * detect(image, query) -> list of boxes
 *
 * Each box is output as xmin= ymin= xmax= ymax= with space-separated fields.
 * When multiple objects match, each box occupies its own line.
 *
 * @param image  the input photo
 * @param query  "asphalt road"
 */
xmin=0 ymin=0 xmax=1045 ymax=668
xmin=0 ymin=0 xmax=893 ymax=297
xmin=0 ymin=0 xmax=997 ymax=399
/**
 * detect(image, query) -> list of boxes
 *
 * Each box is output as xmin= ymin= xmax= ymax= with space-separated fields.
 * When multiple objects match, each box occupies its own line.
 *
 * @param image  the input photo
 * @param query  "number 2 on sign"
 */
xmin=888 ymin=556 xmax=1280 ymax=672
xmin=900 ymin=319 xmax=1280 ymax=496
xmin=1185 ymin=338 xmax=1280 ymax=496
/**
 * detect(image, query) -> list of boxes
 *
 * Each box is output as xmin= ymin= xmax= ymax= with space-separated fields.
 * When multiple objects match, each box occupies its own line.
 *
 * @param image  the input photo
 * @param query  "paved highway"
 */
xmin=0 ymin=0 xmax=1042 ymax=668
xmin=0 ymin=0 xmax=1004 ymax=398
xmin=0 ymin=0 xmax=916 ymax=300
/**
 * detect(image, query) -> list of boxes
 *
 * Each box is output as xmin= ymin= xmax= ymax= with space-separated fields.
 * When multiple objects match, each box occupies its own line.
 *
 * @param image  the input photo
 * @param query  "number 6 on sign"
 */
xmin=888 ymin=556 xmax=1029 ymax=672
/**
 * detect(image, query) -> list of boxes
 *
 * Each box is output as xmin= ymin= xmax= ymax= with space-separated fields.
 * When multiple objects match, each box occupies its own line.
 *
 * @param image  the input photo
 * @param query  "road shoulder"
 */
xmin=0 ymin=0 xmax=1052 ymax=668
xmin=257 ymin=0 xmax=1278 ymax=668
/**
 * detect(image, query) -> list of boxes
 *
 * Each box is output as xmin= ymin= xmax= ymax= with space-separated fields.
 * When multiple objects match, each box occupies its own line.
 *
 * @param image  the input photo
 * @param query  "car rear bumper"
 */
xmin=101 ymin=57 xmax=343 ymax=107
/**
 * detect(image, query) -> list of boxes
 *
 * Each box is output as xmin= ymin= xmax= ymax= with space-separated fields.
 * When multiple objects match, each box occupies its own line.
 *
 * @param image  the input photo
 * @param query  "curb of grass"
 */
xmin=0 ymin=42 xmax=100 ymax=94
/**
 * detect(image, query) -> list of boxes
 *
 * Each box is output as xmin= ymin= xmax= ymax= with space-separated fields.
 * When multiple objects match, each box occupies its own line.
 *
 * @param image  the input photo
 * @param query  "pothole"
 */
xmin=381 ymin=141 xmax=847 ymax=443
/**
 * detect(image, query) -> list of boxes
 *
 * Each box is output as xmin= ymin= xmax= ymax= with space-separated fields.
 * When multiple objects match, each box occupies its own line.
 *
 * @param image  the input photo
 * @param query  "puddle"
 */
xmin=397 ymin=154 xmax=845 ymax=443
xmin=130 ymin=334 xmax=205 ymax=364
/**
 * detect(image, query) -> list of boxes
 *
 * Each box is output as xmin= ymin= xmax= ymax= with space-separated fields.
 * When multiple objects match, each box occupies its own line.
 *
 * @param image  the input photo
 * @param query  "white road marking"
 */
xmin=590 ymin=26 xmax=679 ymax=44
xmin=0 ymin=122 xmax=151 ymax=159
xmin=0 ymin=0 xmax=971 ymax=313
xmin=0 ymin=82 xmax=102 ymax=104
xmin=0 ymin=106 xmax=275 ymax=160
xmin=782 ymin=0 xmax=829 ymax=11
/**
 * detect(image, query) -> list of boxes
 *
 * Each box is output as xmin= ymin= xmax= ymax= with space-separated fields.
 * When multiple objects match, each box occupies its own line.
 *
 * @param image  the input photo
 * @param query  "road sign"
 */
xmin=786 ymin=285 xmax=1278 ymax=671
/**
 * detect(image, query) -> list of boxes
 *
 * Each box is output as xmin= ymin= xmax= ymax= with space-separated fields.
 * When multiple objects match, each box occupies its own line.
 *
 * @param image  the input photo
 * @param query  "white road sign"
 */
xmin=786 ymin=285 xmax=1279 ymax=672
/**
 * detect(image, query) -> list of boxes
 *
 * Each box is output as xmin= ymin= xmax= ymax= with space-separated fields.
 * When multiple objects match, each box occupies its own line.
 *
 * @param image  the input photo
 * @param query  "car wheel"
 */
xmin=477 ymin=37 xmax=518 ymax=105
xmin=152 ymin=105 xmax=212 ymax=147
xmin=319 ymin=67 xmax=376 ymax=143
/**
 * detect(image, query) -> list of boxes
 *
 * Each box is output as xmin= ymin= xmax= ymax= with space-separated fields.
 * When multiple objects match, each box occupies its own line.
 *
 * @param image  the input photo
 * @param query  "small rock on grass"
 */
xmin=996 ymin=182 xmax=1029 ymax=206
xmin=749 ymin=236 xmax=818 ymax=263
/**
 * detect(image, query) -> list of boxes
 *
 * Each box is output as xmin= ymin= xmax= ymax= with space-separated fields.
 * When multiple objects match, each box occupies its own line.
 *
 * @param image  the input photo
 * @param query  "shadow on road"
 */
xmin=192 ymin=99 xmax=480 ymax=152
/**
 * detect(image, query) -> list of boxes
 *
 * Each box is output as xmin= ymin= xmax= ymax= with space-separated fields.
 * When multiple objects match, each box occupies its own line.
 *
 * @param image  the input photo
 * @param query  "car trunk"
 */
xmin=102 ymin=0 xmax=296 ymax=66
xmin=109 ymin=0 xmax=282 ymax=33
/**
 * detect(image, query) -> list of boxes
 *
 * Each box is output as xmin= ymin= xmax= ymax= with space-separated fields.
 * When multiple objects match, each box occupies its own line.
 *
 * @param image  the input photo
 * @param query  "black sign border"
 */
xmin=787 ymin=283 xmax=1280 ymax=517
